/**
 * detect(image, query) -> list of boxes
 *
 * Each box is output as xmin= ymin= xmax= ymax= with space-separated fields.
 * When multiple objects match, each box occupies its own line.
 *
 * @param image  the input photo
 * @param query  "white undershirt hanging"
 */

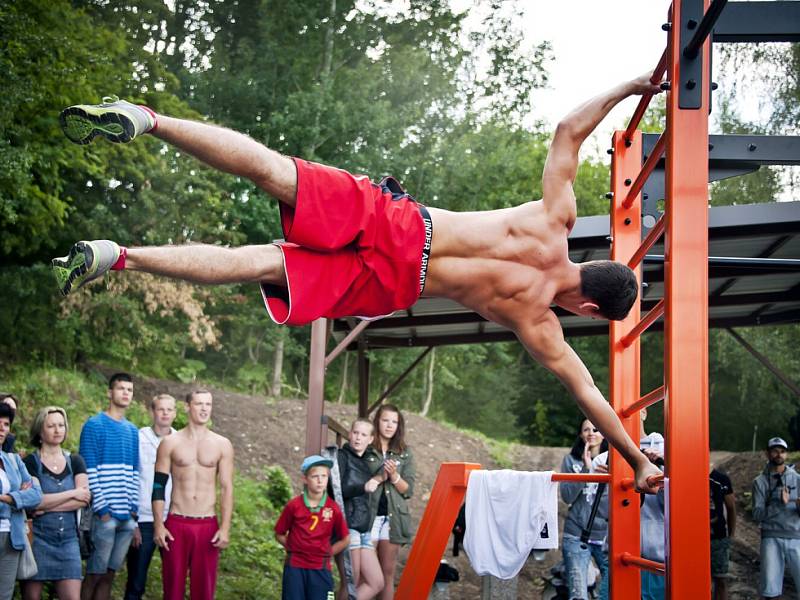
xmin=464 ymin=470 xmax=558 ymax=579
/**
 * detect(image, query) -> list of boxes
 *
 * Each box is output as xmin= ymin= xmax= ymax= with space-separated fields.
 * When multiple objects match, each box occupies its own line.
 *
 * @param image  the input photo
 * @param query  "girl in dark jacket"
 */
xmin=336 ymin=419 xmax=384 ymax=600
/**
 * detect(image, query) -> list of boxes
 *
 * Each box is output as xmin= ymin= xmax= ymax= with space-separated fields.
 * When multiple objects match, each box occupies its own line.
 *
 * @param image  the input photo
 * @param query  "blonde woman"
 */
xmin=21 ymin=407 xmax=90 ymax=600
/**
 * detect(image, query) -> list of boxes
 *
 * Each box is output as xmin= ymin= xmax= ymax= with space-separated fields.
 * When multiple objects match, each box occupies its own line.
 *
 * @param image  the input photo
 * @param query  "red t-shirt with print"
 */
xmin=275 ymin=494 xmax=348 ymax=570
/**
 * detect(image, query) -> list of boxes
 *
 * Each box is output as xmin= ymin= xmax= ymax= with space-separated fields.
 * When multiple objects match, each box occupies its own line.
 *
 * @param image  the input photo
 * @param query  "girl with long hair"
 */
xmin=560 ymin=418 xmax=610 ymax=600
xmin=368 ymin=405 xmax=415 ymax=600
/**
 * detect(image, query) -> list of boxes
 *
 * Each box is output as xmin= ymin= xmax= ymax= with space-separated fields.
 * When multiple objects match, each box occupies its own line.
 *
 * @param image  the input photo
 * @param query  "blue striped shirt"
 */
xmin=79 ymin=412 xmax=140 ymax=520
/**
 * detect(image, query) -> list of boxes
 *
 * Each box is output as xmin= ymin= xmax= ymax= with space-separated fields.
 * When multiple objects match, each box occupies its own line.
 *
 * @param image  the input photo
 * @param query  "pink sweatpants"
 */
xmin=161 ymin=514 xmax=220 ymax=600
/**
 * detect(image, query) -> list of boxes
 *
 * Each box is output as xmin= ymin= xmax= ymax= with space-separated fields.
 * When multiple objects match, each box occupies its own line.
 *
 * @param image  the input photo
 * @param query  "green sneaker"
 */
xmin=51 ymin=240 xmax=121 ymax=296
xmin=59 ymin=96 xmax=156 ymax=145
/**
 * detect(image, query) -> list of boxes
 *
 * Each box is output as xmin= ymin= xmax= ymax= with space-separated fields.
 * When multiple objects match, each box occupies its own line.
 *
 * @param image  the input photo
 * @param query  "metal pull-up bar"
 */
xmin=621 ymin=299 xmax=665 ymax=348
xmin=623 ymin=133 xmax=666 ymax=210
xmin=683 ymin=0 xmax=729 ymax=58
xmin=621 ymin=385 xmax=666 ymax=418
xmin=624 ymin=49 xmax=668 ymax=143
xmin=628 ymin=215 xmax=665 ymax=269
xmin=621 ymin=552 xmax=666 ymax=575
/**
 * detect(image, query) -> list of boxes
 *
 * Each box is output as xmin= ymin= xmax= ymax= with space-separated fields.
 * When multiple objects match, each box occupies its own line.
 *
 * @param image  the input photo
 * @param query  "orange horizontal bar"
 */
xmin=628 ymin=215 xmax=665 ymax=270
xmin=623 ymin=48 xmax=668 ymax=141
xmin=621 ymin=552 xmax=666 ymax=574
xmin=621 ymin=299 xmax=665 ymax=347
xmin=621 ymin=473 xmax=665 ymax=492
xmin=622 ymin=132 xmax=666 ymax=210
xmin=551 ymin=473 xmax=611 ymax=483
xmin=621 ymin=385 xmax=666 ymax=418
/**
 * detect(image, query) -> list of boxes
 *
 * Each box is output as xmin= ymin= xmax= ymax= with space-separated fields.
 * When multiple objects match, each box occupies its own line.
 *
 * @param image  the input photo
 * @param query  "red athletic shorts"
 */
xmin=260 ymin=158 xmax=432 ymax=326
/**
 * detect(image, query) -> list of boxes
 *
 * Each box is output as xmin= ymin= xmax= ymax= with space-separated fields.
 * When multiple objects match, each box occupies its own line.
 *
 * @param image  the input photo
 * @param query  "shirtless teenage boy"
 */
xmin=152 ymin=390 xmax=234 ymax=600
xmin=55 ymin=73 xmax=664 ymax=492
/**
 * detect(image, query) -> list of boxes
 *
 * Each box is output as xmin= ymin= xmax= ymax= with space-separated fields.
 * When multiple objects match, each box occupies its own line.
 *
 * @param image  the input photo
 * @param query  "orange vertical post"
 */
xmin=395 ymin=462 xmax=480 ymax=600
xmin=664 ymin=0 xmax=712 ymax=597
xmin=608 ymin=129 xmax=644 ymax=600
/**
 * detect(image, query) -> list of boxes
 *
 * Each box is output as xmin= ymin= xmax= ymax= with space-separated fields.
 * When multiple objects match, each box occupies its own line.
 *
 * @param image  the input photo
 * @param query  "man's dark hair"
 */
xmin=579 ymin=260 xmax=639 ymax=321
xmin=185 ymin=388 xmax=212 ymax=404
xmin=108 ymin=372 xmax=133 ymax=389
xmin=0 ymin=402 xmax=15 ymax=424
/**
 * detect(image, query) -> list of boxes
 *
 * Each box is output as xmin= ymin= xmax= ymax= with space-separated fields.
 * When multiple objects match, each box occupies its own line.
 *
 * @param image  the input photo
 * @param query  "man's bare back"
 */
xmin=425 ymin=200 xmax=569 ymax=329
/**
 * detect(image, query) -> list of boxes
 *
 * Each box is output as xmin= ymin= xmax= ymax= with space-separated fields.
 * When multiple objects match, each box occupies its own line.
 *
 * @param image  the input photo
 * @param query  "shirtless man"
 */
xmin=152 ymin=390 xmax=234 ymax=600
xmin=54 ymin=73 xmax=663 ymax=492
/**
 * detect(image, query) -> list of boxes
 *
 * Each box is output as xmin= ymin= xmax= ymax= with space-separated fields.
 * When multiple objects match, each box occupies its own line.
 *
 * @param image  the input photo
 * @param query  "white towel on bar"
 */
xmin=464 ymin=469 xmax=558 ymax=579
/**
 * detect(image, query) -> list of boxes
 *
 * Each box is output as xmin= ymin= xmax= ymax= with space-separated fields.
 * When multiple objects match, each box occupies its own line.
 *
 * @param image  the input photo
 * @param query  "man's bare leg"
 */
xmin=125 ymin=244 xmax=287 ymax=286
xmin=153 ymin=116 xmax=298 ymax=206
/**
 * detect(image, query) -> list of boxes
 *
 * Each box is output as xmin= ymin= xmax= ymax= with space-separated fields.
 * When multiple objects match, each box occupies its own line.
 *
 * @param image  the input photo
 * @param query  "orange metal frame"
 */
xmin=394 ymin=1 xmax=713 ymax=597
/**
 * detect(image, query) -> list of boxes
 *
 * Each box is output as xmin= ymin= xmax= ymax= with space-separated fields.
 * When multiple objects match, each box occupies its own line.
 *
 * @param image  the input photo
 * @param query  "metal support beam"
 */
xmin=367 ymin=347 xmax=433 ymax=415
xmin=713 ymin=1 xmax=800 ymax=43
xmin=683 ymin=0 xmax=728 ymax=59
xmin=726 ymin=328 xmax=800 ymax=399
xmin=306 ymin=319 xmax=328 ymax=455
xmin=609 ymin=129 xmax=645 ymax=599
xmin=665 ymin=1 xmax=712 ymax=593
xmin=357 ymin=337 xmax=370 ymax=417
xmin=325 ymin=320 xmax=369 ymax=367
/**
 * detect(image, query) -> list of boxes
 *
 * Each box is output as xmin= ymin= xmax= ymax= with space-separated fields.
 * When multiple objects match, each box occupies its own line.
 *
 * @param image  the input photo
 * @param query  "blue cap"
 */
xmin=301 ymin=454 xmax=333 ymax=474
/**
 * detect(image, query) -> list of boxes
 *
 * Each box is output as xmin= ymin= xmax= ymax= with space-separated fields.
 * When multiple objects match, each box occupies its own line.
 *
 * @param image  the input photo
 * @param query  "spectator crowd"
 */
xmin=0 ymin=377 xmax=417 ymax=600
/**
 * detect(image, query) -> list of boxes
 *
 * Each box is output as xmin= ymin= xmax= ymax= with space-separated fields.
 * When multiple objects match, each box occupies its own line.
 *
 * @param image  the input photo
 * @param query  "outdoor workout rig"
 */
xmin=302 ymin=1 xmax=800 ymax=598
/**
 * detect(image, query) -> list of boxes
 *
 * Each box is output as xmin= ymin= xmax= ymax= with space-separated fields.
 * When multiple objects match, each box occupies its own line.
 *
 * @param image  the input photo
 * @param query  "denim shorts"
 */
xmin=710 ymin=537 xmax=730 ymax=577
xmin=87 ymin=516 xmax=137 ymax=574
xmin=370 ymin=516 xmax=390 ymax=542
xmin=349 ymin=529 xmax=373 ymax=550
xmin=760 ymin=537 xmax=800 ymax=598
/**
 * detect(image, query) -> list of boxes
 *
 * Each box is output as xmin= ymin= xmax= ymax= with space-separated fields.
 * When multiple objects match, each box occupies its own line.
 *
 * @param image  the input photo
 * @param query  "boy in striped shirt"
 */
xmin=79 ymin=372 xmax=140 ymax=600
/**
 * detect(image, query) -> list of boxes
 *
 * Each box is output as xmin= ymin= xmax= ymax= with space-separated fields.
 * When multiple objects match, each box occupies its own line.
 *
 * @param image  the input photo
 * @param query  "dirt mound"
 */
xmin=132 ymin=372 xmax=776 ymax=598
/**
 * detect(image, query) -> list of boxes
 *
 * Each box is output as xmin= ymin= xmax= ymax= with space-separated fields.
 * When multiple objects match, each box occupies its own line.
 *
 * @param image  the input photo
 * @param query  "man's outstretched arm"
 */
xmin=542 ymin=73 xmax=663 ymax=227
xmin=516 ymin=312 xmax=662 ymax=493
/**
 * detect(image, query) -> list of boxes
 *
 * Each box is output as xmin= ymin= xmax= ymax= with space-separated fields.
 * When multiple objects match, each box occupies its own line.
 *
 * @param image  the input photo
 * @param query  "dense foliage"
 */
xmin=1 ymin=0 xmax=798 ymax=460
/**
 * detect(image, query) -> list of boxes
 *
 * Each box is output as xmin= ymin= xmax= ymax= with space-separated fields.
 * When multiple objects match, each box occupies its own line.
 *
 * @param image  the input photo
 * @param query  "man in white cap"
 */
xmin=752 ymin=436 xmax=800 ymax=599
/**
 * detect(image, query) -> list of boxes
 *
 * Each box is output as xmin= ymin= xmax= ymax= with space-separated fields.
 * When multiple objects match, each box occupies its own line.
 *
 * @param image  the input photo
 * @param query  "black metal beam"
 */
xmin=713 ymin=1 xmax=800 ymax=43
xmin=727 ymin=327 xmax=800 ymax=398
xmin=644 ymin=134 xmax=800 ymax=168
xmin=684 ymin=0 xmax=729 ymax=59
xmin=357 ymin=309 xmax=800 ymax=349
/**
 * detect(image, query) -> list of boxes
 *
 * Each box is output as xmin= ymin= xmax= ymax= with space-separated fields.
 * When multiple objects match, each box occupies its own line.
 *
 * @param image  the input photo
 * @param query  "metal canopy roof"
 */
xmin=332 ymin=201 xmax=800 ymax=349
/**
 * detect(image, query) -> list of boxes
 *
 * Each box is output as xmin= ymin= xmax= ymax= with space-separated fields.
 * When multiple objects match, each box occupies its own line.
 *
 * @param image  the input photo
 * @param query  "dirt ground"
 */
xmin=133 ymin=373 xmax=786 ymax=599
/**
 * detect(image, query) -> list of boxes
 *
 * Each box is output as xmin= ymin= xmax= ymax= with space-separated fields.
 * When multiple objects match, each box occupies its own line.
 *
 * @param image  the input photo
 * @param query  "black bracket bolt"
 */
xmin=686 ymin=79 xmax=696 ymax=90
xmin=607 ymin=148 xmax=614 ymax=155
xmin=709 ymin=143 xmax=714 ymax=151
xmin=748 ymin=143 xmax=757 ymax=152
xmin=687 ymin=18 xmax=698 ymax=29
xmin=622 ymin=499 xmax=631 ymax=507
xmin=711 ymin=82 xmax=719 ymax=91
xmin=605 ymin=192 xmax=614 ymax=200
xmin=661 ymin=22 xmax=672 ymax=31
xmin=643 ymin=192 xmax=649 ymax=200
xmin=624 ymin=218 xmax=632 ymax=225
xmin=624 ymin=178 xmax=632 ymax=186
xmin=660 ymin=81 xmax=671 ymax=91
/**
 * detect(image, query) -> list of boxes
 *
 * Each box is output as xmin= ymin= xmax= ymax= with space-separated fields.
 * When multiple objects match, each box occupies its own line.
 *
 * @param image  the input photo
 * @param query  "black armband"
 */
xmin=152 ymin=471 xmax=169 ymax=502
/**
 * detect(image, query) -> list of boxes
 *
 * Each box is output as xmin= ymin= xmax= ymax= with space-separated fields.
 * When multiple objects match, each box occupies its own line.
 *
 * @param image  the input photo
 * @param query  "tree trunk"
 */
xmin=337 ymin=352 xmax=350 ymax=403
xmin=271 ymin=334 xmax=284 ymax=399
xmin=421 ymin=348 xmax=436 ymax=417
